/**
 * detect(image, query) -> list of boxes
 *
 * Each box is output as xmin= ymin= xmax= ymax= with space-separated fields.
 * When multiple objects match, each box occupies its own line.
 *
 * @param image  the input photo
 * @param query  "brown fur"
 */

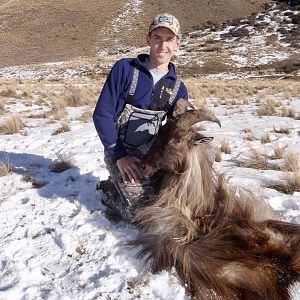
xmin=133 ymin=107 xmax=300 ymax=300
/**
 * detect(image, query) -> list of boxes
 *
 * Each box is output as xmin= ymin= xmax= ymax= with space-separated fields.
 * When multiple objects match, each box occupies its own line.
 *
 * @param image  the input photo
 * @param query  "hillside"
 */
xmin=0 ymin=0 xmax=272 ymax=68
xmin=0 ymin=0 xmax=298 ymax=79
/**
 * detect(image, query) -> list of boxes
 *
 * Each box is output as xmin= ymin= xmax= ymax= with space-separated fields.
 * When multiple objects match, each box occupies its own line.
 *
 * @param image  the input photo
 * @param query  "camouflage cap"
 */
xmin=149 ymin=13 xmax=181 ymax=37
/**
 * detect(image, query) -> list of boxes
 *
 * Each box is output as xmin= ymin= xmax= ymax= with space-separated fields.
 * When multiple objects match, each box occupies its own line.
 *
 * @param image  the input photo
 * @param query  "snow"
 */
xmin=1 ymin=80 xmax=299 ymax=299
xmin=0 ymin=2 xmax=300 ymax=298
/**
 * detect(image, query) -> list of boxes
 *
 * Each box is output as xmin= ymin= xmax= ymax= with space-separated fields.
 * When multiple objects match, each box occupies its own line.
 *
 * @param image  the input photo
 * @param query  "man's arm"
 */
xmin=93 ymin=60 xmax=128 ymax=162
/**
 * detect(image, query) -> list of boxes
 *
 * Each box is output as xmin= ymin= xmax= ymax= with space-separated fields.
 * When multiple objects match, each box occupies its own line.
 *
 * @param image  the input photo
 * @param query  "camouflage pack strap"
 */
xmin=127 ymin=63 xmax=139 ymax=104
xmin=127 ymin=60 xmax=181 ymax=112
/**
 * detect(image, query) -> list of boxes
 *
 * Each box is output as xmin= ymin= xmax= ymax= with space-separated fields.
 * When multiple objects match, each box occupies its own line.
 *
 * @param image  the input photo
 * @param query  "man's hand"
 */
xmin=117 ymin=156 xmax=142 ymax=184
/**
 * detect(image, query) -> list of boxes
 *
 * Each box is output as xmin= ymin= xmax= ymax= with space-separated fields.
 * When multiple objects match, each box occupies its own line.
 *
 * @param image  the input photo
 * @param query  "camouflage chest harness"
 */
xmin=117 ymin=61 xmax=181 ymax=148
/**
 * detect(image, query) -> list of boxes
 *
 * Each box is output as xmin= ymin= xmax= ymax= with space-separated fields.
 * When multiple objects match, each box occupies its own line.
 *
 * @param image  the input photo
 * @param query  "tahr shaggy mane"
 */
xmin=133 ymin=99 xmax=300 ymax=300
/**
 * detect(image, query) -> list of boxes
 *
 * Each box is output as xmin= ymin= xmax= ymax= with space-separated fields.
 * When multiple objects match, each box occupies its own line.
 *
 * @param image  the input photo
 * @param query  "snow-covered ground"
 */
xmin=0 ymin=1 xmax=299 ymax=298
xmin=0 ymin=78 xmax=299 ymax=299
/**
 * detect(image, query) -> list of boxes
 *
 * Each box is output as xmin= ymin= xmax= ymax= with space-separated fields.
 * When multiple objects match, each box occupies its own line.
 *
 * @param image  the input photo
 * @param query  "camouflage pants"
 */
xmin=100 ymin=155 xmax=162 ymax=222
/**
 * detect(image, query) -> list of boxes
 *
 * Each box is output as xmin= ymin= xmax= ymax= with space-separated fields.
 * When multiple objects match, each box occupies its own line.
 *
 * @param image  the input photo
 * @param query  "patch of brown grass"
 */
xmin=220 ymin=138 xmax=231 ymax=154
xmin=284 ymin=172 xmax=300 ymax=193
xmin=28 ymin=112 xmax=48 ymax=119
xmin=1 ymin=114 xmax=25 ymax=134
xmin=282 ymin=149 xmax=299 ymax=172
xmin=50 ymin=152 xmax=74 ymax=173
xmin=65 ymin=88 xmax=83 ymax=107
xmin=273 ymin=126 xmax=291 ymax=135
xmin=214 ymin=147 xmax=222 ymax=162
xmin=281 ymin=106 xmax=297 ymax=119
xmin=238 ymin=148 xmax=282 ymax=170
xmin=50 ymin=98 xmax=68 ymax=120
xmin=77 ymin=110 xmax=93 ymax=123
xmin=271 ymin=143 xmax=286 ymax=159
xmin=266 ymin=172 xmax=300 ymax=194
xmin=185 ymin=78 xmax=299 ymax=106
xmin=239 ymin=148 xmax=268 ymax=169
xmin=257 ymin=99 xmax=276 ymax=116
xmin=65 ymin=87 xmax=98 ymax=107
xmin=0 ymin=88 xmax=18 ymax=98
xmin=52 ymin=122 xmax=71 ymax=135
xmin=261 ymin=131 xmax=271 ymax=144
xmin=0 ymin=99 xmax=5 ymax=115
xmin=244 ymin=132 xmax=256 ymax=141
xmin=0 ymin=156 xmax=12 ymax=177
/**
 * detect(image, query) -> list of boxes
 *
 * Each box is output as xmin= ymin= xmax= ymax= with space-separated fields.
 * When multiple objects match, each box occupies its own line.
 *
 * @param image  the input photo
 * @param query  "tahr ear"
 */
xmin=194 ymin=136 xmax=214 ymax=145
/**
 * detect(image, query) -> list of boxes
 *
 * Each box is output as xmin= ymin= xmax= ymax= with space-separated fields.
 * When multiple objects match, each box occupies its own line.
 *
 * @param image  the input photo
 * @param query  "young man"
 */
xmin=93 ymin=13 xmax=188 ymax=221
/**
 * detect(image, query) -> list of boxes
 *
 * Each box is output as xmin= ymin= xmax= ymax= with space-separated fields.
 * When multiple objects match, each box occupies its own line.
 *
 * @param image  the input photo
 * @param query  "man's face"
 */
xmin=147 ymin=27 xmax=181 ymax=68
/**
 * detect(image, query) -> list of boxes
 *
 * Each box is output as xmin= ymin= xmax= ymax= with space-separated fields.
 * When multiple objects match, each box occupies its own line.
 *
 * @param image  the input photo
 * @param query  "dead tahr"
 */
xmin=132 ymin=99 xmax=300 ymax=300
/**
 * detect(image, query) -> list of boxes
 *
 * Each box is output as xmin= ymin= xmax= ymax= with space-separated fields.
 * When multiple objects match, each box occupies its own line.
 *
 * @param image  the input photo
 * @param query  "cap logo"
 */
xmin=158 ymin=15 xmax=173 ymax=25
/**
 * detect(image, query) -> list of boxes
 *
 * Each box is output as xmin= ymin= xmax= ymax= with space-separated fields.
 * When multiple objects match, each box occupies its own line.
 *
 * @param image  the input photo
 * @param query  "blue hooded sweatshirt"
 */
xmin=93 ymin=54 xmax=188 ymax=162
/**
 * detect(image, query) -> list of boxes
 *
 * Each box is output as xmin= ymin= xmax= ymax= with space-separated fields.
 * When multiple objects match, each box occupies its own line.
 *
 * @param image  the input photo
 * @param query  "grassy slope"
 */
xmin=0 ymin=0 xmax=271 ymax=68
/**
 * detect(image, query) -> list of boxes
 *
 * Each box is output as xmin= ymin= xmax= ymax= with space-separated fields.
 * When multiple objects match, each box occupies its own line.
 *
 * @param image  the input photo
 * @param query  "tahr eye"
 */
xmin=169 ymin=138 xmax=180 ymax=145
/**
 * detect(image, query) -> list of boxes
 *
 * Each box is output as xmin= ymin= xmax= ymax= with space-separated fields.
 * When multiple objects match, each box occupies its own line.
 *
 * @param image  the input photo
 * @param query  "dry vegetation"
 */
xmin=266 ymin=172 xmax=300 ymax=195
xmin=238 ymin=146 xmax=299 ymax=173
xmin=214 ymin=147 xmax=222 ymax=162
xmin=0 ymin=0 xmax=272 ymax=68
xmin=50 ymin=152 xmax=74 ymax=173
xmin=283 ymin=149 xmax=299 ymax=172
xmin=186 ymin=78 xmax=300 ymax=110
xmin=220 ymin=138 xmax=231 ymax=154
xmin=236 ymin=145 xmax=300 ymax=195
xmin=0 ymin=76 xmax=299 ymax=201
xmin=271 ymin=143 xmax=286 ymax=159
xmin=77 ymin=110 xmax=93 ymax=123
xmin=261 ymin=131 xmax=271 ymax=144
xmin=0 ymin=156 xmax=12 ymax=177
xmin=239 ymin=148 xmax=270 ymax=170
xmin=0 ymin=77 xmax=104 ymax=133
xmin=52 ymin=122 xmax=71 ymax=135
xmin=0 ymin=99 xmax=5 ymax=115
xmin=1 ymin=114 xmax=25 ymax=134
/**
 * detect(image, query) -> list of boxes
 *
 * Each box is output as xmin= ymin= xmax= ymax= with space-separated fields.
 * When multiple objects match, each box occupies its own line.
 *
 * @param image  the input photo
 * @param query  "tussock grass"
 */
xmin=50 ymin=152 xmax=74 ymax=173
xmin=1 ymin=114 xmax=25 ymax=134
xmin=184 ymin=78 xmax=300 ymax=107
xmin=244 ymin=132 xmax=256 ymax=141
xmin=214 ymin=147 xmax=222 ymax=162
xmin=282 ymin=172 xmax=300 ymax=194
xmin=0 ymin=88 xmax=18 ymax=98
xmin=0 ymin=99 xmax=5 ymax=115
xmin=52 ymin=122 xmax=71 ymax=135
xmin=261 ymin=131 xmax=271 ymax=144
xmin=50 ymin=98 xmax=68 ymax=120
xmin=220 ymin=138 xmax=231 ymax=154
xmin=273 ymin=126 xmax=291 ymax=135
xmin=28 ymin=112 xmax=48 ymax=119
xmin=239 ymin=147 xmax=298 ymax=172
xmin=266 ymin=172 xmax=300 ymax=194
xmin=283 ymin=149 xmax=299 ymax=172
xmin=0 ymin=155 xmax=12 ymax=177
xmin=77 ymin=110 xmax=93 ymax=123
xmin=257 ymin=99 xmax=276 ymax=116
xmin=239 ymin=148 xmax=269 ymax=170
xmin=0 ymin=78 xmax=104 ymax=111
xmin=281 ymin=106 xmax=297 ymax=119
xmin=65 ymin=88 xmax=83 ymax=107
xmin=65 ymin=88 xmax=98 ymax=107
xmin=271 ymin=143 xmax=286 ymax=159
